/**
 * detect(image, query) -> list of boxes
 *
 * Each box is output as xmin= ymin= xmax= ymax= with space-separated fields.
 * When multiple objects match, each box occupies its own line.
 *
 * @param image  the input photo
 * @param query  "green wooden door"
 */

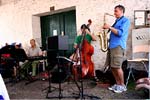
xmin=40 ymin=10 xmax=76 ymax=56
xmin=64 ymin=11 xmax=76 ymax=56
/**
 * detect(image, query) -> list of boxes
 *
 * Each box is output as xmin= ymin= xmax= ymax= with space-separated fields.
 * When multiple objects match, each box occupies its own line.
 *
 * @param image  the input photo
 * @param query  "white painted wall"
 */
xmin=0 ymin=0 xmax=150 ymax=70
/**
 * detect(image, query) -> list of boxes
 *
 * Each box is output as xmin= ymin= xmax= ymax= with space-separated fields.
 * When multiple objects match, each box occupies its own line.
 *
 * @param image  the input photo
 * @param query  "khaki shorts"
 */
xmin=105 ymin=46 xmax=125 ymax=68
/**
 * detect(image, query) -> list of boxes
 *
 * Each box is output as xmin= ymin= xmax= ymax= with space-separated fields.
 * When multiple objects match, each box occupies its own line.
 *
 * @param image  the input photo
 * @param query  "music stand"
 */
xmin=45 ymin=35 xmax=100 ymax=99
xmin=45 ymin=36 xmax=70 ymax=99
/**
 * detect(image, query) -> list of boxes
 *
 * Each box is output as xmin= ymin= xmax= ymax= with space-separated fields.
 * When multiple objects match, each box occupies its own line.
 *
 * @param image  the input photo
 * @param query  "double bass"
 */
xmin=72 ymin=20 xmax=94 ymax=79
xmin=80 ymin=38 xmax=94 ymax=78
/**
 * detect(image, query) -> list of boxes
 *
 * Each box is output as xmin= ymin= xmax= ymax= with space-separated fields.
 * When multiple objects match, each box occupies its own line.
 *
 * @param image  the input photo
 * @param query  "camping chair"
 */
xmin=126 ymin=28 xmax=150 ymax=87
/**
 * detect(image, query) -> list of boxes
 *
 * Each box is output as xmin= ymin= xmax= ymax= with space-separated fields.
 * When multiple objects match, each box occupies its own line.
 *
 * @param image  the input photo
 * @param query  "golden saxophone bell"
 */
xmin=97 ymin=31 xmax=108 ymax=52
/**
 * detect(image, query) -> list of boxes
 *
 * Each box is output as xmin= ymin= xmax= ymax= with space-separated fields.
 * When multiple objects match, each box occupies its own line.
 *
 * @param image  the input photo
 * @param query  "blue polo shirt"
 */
xmin=109 ymin=16 xmax=130 ymax=49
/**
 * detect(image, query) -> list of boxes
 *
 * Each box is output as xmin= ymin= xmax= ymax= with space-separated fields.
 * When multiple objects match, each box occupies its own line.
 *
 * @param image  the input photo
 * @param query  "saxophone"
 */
xmin=97 ymin=13 xmax=114 ymax=52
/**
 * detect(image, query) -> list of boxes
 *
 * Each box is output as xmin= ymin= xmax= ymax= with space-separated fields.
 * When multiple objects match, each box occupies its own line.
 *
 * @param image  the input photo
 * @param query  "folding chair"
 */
xmin=126 ymin=28 xmax=150 ymax=87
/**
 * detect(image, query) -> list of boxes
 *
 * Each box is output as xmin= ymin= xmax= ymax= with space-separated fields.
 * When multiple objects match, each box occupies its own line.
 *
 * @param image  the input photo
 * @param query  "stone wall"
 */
xmin=0 ymin=0 xmax=149 ymax=70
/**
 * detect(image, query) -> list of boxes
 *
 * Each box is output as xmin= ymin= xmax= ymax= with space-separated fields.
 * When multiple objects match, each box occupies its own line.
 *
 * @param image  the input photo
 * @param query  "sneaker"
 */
xmin=108 ymin=84 xmax=117 ymax=91
xmin=122 ymin=85 xmax=127 ymax=91
xmin=113 ymin=85 xmax=127 ymax=93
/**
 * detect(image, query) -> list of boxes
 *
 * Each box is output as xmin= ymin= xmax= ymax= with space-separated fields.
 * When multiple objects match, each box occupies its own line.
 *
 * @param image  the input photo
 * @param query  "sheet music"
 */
xmin=57 ymin=56 xmax=81 ymax=66
xmin=56 ymin=56 xmax=75 ymax=63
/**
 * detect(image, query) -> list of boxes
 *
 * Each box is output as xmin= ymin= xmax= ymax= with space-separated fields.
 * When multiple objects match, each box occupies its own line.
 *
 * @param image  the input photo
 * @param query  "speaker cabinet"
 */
xmin=47 ymin=36 xmax=68 ymax=50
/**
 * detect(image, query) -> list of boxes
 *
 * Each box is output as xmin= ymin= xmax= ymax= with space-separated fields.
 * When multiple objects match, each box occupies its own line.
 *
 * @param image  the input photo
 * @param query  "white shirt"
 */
xmin=27 ymin=46 xmax=42 ymax=57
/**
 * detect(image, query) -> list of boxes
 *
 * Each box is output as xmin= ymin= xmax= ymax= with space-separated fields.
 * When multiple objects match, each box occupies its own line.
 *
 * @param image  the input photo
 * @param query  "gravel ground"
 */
xmin=5 ymin=78 xmax=148 ymax=100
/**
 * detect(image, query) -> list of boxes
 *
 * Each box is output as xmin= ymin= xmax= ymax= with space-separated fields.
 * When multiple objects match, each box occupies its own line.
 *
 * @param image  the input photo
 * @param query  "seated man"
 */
xmin=0 ymin=43 xmax=16 ymax=78
xmin=22 ymin=39 xmax=42 ymax=78
xmin=13 ymin=43 xmax=27 ymax=79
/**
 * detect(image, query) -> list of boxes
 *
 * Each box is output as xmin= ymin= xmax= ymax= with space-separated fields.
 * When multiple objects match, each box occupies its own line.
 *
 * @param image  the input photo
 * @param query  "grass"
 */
xmin=127 ymin=80 xmax=136 ymax=90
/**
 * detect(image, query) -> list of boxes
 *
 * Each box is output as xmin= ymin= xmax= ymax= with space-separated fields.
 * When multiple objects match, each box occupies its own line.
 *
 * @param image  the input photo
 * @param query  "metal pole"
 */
xmin=148 ymin=40 xmax=150 ymax=77
xmin=148 ymin=29 xmax=150 ymax=99
xmin=148 ymin=15 xmax=150 ymax=77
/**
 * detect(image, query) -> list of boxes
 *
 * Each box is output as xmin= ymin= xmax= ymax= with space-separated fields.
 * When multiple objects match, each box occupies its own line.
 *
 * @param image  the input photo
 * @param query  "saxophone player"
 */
xmin=102 ymin=5 xmax=130 ymax=93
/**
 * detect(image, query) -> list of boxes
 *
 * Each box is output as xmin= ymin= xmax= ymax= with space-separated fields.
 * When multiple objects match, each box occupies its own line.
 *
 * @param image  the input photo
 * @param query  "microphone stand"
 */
xmin=77 ymin=31 xmax=101 ymax=100
xmin=42 ymin=37 xmax=58 ymax=98
xmin=148 ymin=40 xmax=150 ymax=77
xmin=78 ymin=32 xmax=86 ymax=99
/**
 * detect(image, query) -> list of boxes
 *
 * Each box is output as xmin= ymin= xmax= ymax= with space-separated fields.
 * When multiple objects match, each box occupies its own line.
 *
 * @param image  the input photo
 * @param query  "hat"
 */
xmin=15 ymin=42 xmax=22 ymax=47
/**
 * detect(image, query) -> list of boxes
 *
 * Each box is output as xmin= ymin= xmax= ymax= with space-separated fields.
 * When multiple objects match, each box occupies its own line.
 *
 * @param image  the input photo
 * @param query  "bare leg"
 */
xmin=111 ymin=68 xmax=124 ymax=85
xmin=13 ymin=67 xmax=17 ymax=77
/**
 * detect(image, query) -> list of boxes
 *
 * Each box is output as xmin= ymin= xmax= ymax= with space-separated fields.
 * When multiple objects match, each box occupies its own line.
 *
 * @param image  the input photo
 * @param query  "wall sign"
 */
xmin=134 ymin=10 xmax=150 ymax=28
